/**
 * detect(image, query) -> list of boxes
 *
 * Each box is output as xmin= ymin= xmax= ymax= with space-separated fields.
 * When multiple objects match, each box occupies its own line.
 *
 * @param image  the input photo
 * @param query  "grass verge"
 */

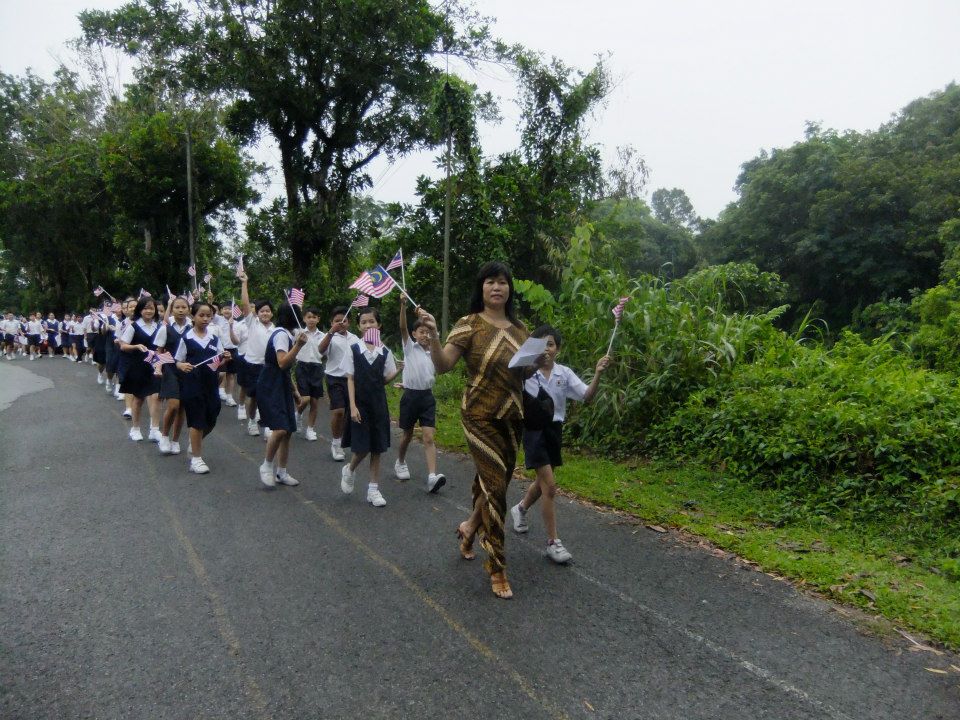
xmin=387 ymin=375 xmax=960 ymax=651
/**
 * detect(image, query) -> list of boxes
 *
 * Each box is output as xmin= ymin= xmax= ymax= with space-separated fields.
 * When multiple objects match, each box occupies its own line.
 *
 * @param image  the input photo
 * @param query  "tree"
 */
xmin=650 ymin=187 xmax=699 ymax=231
xmin=81 ymin=0 xmax=495 ymax=285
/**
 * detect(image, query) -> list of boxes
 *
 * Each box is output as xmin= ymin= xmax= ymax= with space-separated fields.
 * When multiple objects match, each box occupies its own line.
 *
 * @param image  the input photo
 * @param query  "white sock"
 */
xmin=332 ymin=437 xmax=341 ymax=448
xmin=277 ymin=467 xmax=287 ymax=478
xmin=368 ymin=482 xmax=378 ymax=491
xmin=260 ymin=460 xmax=272 ymax=472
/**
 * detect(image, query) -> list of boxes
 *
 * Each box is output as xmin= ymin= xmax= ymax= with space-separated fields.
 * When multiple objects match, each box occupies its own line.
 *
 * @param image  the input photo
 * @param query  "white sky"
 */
xmin=2 ymin=0 xmax=959 ymax=219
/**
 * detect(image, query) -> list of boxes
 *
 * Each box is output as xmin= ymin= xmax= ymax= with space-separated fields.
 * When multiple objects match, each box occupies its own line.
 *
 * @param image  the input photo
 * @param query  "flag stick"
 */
xmin=399 ymin=248 xmax=406 ymax=291
xmin=287 ymin=289 xmax=304 ymax=330
xmin=606 ymin=321 xmax=620 ymax=356
xmin=193 ymin=350 xmax=226 ymax=368
xmin=380 ymin=268 xmax=418 ymax=308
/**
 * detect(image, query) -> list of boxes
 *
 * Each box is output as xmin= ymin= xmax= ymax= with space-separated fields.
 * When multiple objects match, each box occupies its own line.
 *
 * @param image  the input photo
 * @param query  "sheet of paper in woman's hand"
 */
xmin=508 ymin=337 xmax=548 ymax=368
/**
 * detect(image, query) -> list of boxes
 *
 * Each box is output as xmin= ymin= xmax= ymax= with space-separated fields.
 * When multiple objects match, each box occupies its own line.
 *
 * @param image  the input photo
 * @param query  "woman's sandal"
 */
xmin=491 ymin=571 xmax=513 ymax=599
xmin=456 ymin=522 xmax=476 ymax=560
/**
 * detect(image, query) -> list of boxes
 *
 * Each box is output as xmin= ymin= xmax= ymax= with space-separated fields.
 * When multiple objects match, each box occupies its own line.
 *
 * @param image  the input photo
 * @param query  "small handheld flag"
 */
xmin=235 ymin=255 xmax=244 ymax=278
xmin=138 ymin=288 xmax=151 ymax=299
xmin=352 ymin=293 xmax=370 ymax=308
xmin=351 ymin=265 xmax=398 ymax=299
xmin=93 ymin=286 xmax=104 ymax=298
xmin=607 ymin=296 xmax=630 ymax=355
xmin=288 ymin=288 xmax=306 ymax=307
xmin=203 ymin=272 xmax=212 ymax=284
xmin=187 ymin=265 xmax=196 ymax=278
xmin=362 ymin=327 xmax=383 ymax=348
xmin=186 ymin=290 xmax=195 ymax=305
xmin=386 ymin=249 xmax=403 ymax=271
xmin=231 ymin=300 xmax=243 ymax=320
xmin=144 ymin=349 xmax=174 ymax=368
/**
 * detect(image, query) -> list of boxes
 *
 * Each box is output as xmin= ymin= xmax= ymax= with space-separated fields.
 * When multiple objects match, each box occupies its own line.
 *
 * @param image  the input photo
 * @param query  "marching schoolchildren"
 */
xmin=294 ymin=307 xmax=325 ymax=441
xmin=318 ymin=306 xmax=360 ymax=461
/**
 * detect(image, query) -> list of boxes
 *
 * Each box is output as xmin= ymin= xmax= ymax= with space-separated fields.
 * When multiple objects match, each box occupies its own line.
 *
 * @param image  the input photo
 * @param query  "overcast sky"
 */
xmin=2 ymin=0 xmax=959 ymax=219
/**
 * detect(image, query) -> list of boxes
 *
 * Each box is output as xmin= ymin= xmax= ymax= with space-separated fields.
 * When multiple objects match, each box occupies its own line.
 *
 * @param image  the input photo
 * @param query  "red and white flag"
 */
xmin=139 ymin=288 xmax=152 ymax=299
xmin=350 ymin=265 xmax=396 ymax=299
xmin=612 ymin=296 xmax=630 ymax=322
xmin=231 ymin=300 xmax=243 ymax=319
xmin=186 ymin=290 xmax=195 ymax=305
xmin=187 ymin=265 xmax=196 ymax=278
xmin=288 ymin=288 xmax=305 ymax=307
xmin=203 ymin=272 xmax=212 ymax=284
xmin=144 ymin=349 xmax=174 ymax=367
xmin=362 ymin=327 xmax=383 ymax=348
xmin=208 ymin=354 xmax=223 ymax=371
xmin=351 ymin=293 xmax=370 ymax=308
xmin=197 ymin=285 xmax=205 ymax=295
xmin=386 ymin=249 xmax=403 ymax=272
xmin=235 ymin=255 xmax=244 ymax=278
xmin=93 ymin=285 xmax=105 ymax=298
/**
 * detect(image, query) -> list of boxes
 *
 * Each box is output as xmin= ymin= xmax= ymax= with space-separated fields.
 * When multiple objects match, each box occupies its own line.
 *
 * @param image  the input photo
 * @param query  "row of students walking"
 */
xmin=26 ymin=261 xmax=610 ymax=596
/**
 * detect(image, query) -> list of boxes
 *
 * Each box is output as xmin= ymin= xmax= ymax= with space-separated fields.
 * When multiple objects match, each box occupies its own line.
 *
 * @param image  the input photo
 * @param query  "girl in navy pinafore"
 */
xmin=256 ymin=301 xmax=307 ymax=489
xmin=174 ymin=301 xmax=226 ymax=474
xmin=158 ymin=296 xmax=193 ymax=456
xmin=340 ymin=308 xmax=400 ymax=508
xmin=118 ymin=297 xmax=163 ymax=442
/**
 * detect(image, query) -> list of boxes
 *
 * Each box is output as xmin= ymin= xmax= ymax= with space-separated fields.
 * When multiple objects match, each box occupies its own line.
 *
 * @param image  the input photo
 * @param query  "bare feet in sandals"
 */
xmin=491 ymin=571 xmax=513 ymax=599
xmin=456 ymin=521 xmax=476 ymax=560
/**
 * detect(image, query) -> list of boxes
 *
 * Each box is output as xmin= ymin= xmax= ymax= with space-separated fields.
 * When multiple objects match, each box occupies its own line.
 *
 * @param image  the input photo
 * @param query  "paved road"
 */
xmin=1 ymin=358 xmax=958 ymax=719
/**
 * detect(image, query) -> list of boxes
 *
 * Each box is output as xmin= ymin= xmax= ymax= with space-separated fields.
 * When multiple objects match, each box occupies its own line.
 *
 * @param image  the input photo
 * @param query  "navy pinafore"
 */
xmin=256 ymin=329 xmax=297 ymax=433
xmin=342 ymin=343 xmax=391 ymax=454
xmin=180 ymin=331 xmax=222 ymax=432
xmin=119 ymin=321 xmax=161 ymax=398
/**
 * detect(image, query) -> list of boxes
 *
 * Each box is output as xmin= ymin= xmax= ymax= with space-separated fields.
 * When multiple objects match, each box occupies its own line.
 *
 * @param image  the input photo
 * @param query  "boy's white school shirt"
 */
xmin=295 ymin=328 xmax=324 ymax=363
xmin=525 ymin=362 xmax=589 ymax=423
xmin=337 ymin=342 xmax=397 ymax=379
xmin=26 ymin=320 xmax=43 ymax=335
xmin=401 ymin=336 xmax=435 ymax=390
xmin=242 ymin=313 xmax=275 ymax=365
xmin=231 ymin=321 xmax=249 ymax=353
xmin=323 ymin=330 xmax=361 ymax=377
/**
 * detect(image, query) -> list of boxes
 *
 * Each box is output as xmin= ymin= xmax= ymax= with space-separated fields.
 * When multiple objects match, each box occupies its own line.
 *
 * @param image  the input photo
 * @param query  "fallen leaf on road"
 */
xmin=858 ymin=588 xmax=877 ymax=602
xmin=583 ymin=700 xmax=594 ymax=711
xmin=647 ymin=524 xmax=667 ymax=533
xmin=896 ymin=628 xmax=944 ymax=655
xmin=925 ymin=668 xmax=949 ymax=674
xmin=951 ymin=664 xmax=960 ymax=673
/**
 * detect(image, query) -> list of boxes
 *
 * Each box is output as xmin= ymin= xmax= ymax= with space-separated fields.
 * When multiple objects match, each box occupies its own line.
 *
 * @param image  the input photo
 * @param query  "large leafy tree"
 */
xmin=701 ymin=84 xmax=960 ymax=328
xmin=81 ymin=0 xmax=495 ymax=285
xmin=0 ymin=69 xmax=114 ymax=312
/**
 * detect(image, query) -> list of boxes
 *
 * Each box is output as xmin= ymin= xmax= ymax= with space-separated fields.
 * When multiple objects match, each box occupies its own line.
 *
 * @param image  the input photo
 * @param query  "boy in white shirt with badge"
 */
xmin=510 ymin=324 xmax=609 ymax=564
xmin=395 ymin=295 xmax=445 ymax=493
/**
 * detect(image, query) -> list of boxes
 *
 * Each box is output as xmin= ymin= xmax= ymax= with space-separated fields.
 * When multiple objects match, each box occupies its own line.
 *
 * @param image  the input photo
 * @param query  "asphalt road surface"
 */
xmin=2 ymin=358 xmax=958 ymax=719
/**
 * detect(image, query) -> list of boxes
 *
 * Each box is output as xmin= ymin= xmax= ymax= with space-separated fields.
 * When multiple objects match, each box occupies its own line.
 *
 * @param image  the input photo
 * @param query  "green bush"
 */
xmin=651 ymin=331 xmax=960 ymax=522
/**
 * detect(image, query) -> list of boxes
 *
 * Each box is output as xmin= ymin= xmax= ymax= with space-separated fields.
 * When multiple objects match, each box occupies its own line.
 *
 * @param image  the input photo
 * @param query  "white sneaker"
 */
xmin=148 ymin=427 xmax=162 ymax=443
xmin=259 ymin=461 xmax=276 ymax=488
xmin=331 ymin=442 xmax=345 ymax=461
xmin=340 ymin=465 xmax=354 ymax=494
xmin=366 ymin=485 xmax=387 ymax=507
xmin=263 ymin=428 xmax=272 ymax=441
xmin=129 ymin=427 xmax=143 ymax=442
xmin=247 ymin=420 xmax=260 ymax=436
xmin=224 ymin=397 xmax=237 ymax=407
xmin=511 ymin=503 xmax=529 ymax=533
xmin=170 ymin=441 xmax=181 ymax=455
xmin=427 ymin=473 xmax=446 ymax=494
xmin=115 ymin=389 xmax=123 ymax=400
xmin=394 ymin=459 xmax=411 ymax=481
xmin=96 ymin=374 xmax=104 ymax=385
xmin=237 ymin=406 xmax=247 ymax=421
xmin=275 ymin=470 xmax=300 ymax=486
xmin=122 ymin=409 xmax=133 ymax=419
xmin=104 ymin=382 xmax=112 ymax=393
xmin=545 ymin=539 xmax=573 ymax=564
xmin=305 ymin=427 xmax=318 ymax=442
xmin=158 ymin=436 xmax=172 ymax=455
xmin=190 ymin=457 xmax=210 ymax=474
xmin=219 ymin=389 xmax=228 ymax=400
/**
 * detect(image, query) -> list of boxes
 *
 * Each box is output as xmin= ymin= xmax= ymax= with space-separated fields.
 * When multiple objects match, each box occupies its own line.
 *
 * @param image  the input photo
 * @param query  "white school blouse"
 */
xmin=155 ymin=318 xmax=192 ymax=349
xmin=119 ymin=318 xmax=159 ymax=344
xmin=322 ymin=331 xmax=361 ymax=378
xmin=401 ymin=336 xmax=435 ymax=390
xmin=174 ymin=327 xmax=219 ymax=362
xmin=524 ymin=363 xmax=589 ymax=423
xmin=338 ymin=342 xmax=397 ymax=379
xmin=242 ymin=314 xmax=274 ymax=365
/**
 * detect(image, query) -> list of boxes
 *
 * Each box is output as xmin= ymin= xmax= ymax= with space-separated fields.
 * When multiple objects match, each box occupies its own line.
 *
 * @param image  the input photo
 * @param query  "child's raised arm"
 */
xmin=239 ymin=272 xmax=250 ymax=316
xmin=399 ymin=294 xmax=409 ymax=342
xmin=582 ymin=355 xmax=611 ymax=404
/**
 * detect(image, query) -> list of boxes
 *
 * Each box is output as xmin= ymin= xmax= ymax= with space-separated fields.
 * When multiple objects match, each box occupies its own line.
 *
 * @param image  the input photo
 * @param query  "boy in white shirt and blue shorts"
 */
xmin=510 ymin=324 xmax=609 ymax=564
xmin=394 ymin=295 xmax=445 ymax=493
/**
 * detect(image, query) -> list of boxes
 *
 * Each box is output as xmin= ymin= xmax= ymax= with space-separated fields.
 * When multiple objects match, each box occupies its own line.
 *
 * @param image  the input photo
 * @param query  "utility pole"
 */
xmin=441 ymin=127 xmax=452 ymax=338
xmin=185 ymin=122 xmax=197 ymax=292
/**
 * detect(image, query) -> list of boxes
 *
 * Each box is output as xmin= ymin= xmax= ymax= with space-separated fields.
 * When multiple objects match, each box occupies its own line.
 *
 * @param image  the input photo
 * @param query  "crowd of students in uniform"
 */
xmin=4 ymin=261 xmax=611 ymax=596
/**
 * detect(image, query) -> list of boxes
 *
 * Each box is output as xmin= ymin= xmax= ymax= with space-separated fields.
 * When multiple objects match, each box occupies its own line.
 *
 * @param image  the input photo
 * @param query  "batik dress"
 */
xmin=446 ymin=313 xmax=529 ymax=575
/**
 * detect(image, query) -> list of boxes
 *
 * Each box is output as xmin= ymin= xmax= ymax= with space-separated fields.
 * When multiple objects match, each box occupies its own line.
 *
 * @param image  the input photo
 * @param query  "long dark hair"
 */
xmin=469 ymin=261 xmax=517 ymax=322
xmin=276 ymin=301 xmax=303 ymax=331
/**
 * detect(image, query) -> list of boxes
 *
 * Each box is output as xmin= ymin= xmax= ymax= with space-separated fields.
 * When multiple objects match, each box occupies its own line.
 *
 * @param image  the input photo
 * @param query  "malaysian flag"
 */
xmin=139 ymin=288 xmax=152 ymax=299
xmin=197 ymin=285 xmax=205 ymax=295
xmin=612 ymin=296 xmax=630 ymax=321
xmin=203 ymin=272 xmax=211 ymax=284
xmin=351 ymin=293 xmax=370 ymax=308
xmin=231 ymin=300 xmax=243 ymax=320
xmin=362 ymin=327 xmax=383 ymax=348
xmin=350 ymin=265 xmax=396 ymax=299
xmin=208 ymin=354 xmax=224 ymax=371
xmin=187 ymin=265 xmax=196 ymax=277
xmin=235 ymin=255 xmax=244 ymax=278
xmin=288 ymin=288 xmax=305 ymax=307
xmin=144 ymin=350 xmax=174 ymax=367
xmin=186 ymin=290 xmax=195 ymax=305
xmin=93 ymin=285 xmax=105 ymax=297
xmin=386 ymin=249 xmax=403 ymax=272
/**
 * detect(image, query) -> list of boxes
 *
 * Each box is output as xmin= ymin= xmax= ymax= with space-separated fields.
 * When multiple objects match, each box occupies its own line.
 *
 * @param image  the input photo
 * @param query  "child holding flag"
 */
xmin=156 ymin=296 xmax=192 ymax=456
xmin=257 ymin=301 xmax=307 ymax=488
xmin=118 ymin=296 xmax=163 ymax=442
xmin=319 ymin=306 xmax=360 ymax=460
xmin=174 ymin=301 xmax=229 ymax=474
xmin=395 ymin=295 xmax=445 ymax=493
xmin=510 ymin=325 xmax=610 ymax=563
xmin=238 ymin=271 xmax=276 ymax=437
xmin=217 ymin=304 xmax=240 ymax=407
xmin=294 ymin=307 xmax=325 ymax=441
xmin=339 ymin=307 xmax=400 ymax=507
